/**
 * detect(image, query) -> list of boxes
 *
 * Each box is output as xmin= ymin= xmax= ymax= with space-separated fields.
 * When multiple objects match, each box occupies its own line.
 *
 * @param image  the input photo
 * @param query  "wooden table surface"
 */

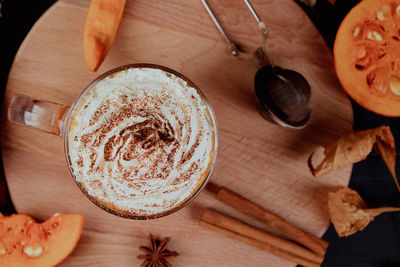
xmin=1 ymin=0 xmax=353 ymax=266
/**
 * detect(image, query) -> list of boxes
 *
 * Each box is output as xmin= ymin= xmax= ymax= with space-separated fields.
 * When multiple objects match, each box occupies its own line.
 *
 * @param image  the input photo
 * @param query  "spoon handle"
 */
xmin=243 ymin=0 xmax=271 ymax=36
xmin=243 ymin=0 xmax=261 ymax=23
xmin=200 ymin=0 xmax=239 ymax=56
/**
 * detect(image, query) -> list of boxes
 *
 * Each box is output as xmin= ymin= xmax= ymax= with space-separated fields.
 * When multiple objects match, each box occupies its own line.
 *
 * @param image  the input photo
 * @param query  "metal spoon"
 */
xmin=201 ymin=0 xmax=311 ymax=129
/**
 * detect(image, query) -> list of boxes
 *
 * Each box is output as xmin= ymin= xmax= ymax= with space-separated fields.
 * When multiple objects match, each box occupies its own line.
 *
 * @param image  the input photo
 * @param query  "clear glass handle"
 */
xmin=8 ymin=94 xmax=70 ymax=136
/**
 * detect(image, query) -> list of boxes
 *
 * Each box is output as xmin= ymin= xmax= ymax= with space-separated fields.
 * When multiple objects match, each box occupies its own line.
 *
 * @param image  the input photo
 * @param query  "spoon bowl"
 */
xmin=254 ymin=65 xmax=311 ymax=129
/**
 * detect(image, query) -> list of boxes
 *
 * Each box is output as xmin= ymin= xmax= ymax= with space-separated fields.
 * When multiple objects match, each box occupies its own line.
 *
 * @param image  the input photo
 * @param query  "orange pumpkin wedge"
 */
xmin=334 ymin=0 xmax=400 ymax=116
xmin=0 ymin=213 xmax=84 ymax=267
xmin=83 ymin=0 xmax=127 ymax=72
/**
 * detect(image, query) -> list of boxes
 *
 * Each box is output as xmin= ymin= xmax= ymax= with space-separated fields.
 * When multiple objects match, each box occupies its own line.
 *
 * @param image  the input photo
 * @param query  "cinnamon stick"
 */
xmin=201 ymin=208 xmax=324 ymax=265
xmin=208 ymin=184 xmax=328 ymax=255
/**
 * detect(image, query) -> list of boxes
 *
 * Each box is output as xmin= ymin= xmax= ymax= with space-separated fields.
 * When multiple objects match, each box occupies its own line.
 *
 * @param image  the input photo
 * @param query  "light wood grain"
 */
xmin=1 ymin=0 xmax=353 ymax=266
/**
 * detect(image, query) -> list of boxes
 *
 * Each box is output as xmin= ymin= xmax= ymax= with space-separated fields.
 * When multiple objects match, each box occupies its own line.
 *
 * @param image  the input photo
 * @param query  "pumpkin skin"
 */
xmin=0 ymin=213 xmax=84 ymax=267
xmin=334 ymin=0 xmax=400 ymax=116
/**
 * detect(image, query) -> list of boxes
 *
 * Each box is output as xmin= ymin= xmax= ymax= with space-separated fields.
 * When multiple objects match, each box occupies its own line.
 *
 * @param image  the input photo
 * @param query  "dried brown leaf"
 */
xmin=328 ymin=188 xmax=400 ymax=237
xmin=308 ymin=126 xmax=399 ymax=191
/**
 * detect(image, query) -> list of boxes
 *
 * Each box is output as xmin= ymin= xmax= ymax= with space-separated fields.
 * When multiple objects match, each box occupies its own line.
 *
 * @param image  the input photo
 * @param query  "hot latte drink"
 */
xmin=68 ymin=66 xmax=216 ymax=217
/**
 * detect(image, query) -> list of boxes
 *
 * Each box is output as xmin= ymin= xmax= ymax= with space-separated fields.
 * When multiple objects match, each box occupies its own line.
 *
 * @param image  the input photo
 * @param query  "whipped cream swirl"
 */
xmin=68 ymin=67 xmax=216 ymax=216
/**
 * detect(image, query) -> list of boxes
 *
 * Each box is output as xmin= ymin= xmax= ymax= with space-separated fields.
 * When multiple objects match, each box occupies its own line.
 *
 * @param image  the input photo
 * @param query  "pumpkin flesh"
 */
xmin=0 ymin=213 xmax=84 ymax=267
xmin=334 ymin=0 xmax=400 ymax=116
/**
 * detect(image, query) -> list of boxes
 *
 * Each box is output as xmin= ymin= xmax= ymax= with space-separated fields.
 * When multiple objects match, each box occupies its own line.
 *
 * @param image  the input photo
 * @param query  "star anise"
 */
xmin=137 ymin=234 xmax=179 ymax=267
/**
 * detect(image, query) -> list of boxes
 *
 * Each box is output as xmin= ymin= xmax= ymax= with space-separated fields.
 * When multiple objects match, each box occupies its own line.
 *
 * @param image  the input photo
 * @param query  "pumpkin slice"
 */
xmin=0 ymin=213 xmax=84 ymax=267
xmin=83 ymin=0 xmax=127 ymax=72
xmin=334 ymin=0 xmax=400 ymax=116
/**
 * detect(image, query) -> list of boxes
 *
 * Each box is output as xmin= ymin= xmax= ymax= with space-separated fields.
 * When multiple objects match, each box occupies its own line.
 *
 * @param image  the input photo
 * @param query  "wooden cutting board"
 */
xmin=1 ymin=0 xmax=353 ymax=266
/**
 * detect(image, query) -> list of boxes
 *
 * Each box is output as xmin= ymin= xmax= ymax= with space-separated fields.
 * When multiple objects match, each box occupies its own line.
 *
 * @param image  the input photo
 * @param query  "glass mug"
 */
xmin=8 ymin=63 xmax=218 ymax=219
